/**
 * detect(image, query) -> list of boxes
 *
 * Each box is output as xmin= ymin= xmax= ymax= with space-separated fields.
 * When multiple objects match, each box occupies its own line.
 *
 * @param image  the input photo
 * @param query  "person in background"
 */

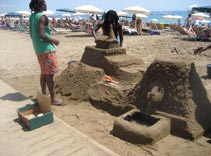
xmin=29 ymin=0 xmax=63 ymax=105
xmin=136 ymin=17 xmax=142 ymax=35
xmin=185 ymin=14 xmax=191 ymax=30
xmin=131 ymin=13 xmax=136 ymax=28
xmin=92 ymin=10 xmax=123 ymax=47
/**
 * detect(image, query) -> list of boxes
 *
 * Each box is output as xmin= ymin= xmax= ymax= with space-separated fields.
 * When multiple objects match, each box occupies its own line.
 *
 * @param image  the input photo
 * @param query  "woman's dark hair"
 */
xmin=104 ymin=10 xmax=119 ymax=24
xmin=104 ymin=10 xmax=119 ymax=36
xmin=29 ymin=0 xmax=43 ymax=12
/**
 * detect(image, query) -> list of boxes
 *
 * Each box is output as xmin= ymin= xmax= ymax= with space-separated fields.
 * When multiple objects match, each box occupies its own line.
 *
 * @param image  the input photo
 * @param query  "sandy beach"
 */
xmin=1 ymin=28 xmax=211 ymax=156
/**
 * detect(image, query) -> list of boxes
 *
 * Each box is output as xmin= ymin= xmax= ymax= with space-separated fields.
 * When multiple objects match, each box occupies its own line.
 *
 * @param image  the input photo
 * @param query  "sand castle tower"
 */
xmin=56 ymin=24 xmax=145 ymax=115
xmin=81 ymin=24 xmax=145 ymax=82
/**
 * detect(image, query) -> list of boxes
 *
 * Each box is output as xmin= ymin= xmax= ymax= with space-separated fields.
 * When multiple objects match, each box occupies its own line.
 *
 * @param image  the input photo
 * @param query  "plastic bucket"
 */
xmin=207 ymin=64 xmax=211 ymax=78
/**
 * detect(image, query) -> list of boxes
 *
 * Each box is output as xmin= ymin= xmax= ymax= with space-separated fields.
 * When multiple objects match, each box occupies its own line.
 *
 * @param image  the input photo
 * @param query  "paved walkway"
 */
xmin=0 ymin=79 xmax=119 ymax=156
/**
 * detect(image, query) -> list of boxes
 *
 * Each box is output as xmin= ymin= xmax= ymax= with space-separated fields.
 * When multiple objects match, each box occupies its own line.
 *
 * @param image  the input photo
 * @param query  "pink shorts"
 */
xmin=37 ymin=51 xmax=59 ymax=75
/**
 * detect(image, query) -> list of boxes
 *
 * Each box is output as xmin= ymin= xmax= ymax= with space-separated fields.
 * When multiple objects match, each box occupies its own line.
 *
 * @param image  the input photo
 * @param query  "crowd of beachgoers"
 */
xmin=0 ymin=9 xmax=210 ymax=39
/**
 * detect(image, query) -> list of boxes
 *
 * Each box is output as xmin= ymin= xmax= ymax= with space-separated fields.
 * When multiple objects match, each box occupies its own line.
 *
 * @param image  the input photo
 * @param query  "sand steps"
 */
xmin=81 ymin=46 xmax=145 ymax=82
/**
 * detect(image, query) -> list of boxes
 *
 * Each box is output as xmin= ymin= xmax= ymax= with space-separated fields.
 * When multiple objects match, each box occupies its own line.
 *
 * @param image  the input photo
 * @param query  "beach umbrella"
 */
xmin=16 ymin=10 xmax=31 ymax=16
xmin=163 ymin=15 xmax=183 ymax=24
xmin=200 ymin=19 xmax=210 ymax=24
xmin=163 ymin=15 xmax=174 ymax=19
xmin=117 ymin=11 xmax=129 ymax=17
xmin=193 ymin=5 xmax=211 ymax=13
xmin=122 ymin=6 xmax=150 ymax=15
xmin=135 ymin=13 xmax=148 ymax=18
xmin=191 ymin=12 xmax=209 ymax=18
xmin=163 ymin=15 xmax=183 ymax=19
xmin=62 ymin=13 xmax=71 ymax=17
xmin=74 ymin=5 xmax=103 ymax=14
xmin=43 ymin=10 xmax=55 ymax=15
xmin=0 ymin=13 xmax=6 ymax=17
xmin=151 ymin=18 xmax=158 ymax=23
xmin=173 ymin=15 xmax=183 ymax=19
xmin=5 ymin=12 xmax=21 ymax=17
xmin=56 ymin=8 xmax=75 ymax=13
xmin=72 ymin=12 xmax=86 ymax=16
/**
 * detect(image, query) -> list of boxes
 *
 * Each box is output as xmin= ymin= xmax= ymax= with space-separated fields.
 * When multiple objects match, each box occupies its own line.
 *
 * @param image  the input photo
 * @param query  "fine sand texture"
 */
xmin=1 ymin=29 xmax=211 ymax=156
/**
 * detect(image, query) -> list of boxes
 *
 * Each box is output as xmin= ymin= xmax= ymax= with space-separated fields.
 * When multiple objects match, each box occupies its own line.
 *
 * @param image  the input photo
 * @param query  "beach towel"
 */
xmin=148 ymin=30 xmax=160 ymax=35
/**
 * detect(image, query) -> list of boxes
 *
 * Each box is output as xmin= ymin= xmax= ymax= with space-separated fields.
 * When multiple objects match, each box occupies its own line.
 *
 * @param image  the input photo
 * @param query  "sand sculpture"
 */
xmin=112 ymin=58 xmax=211 ymax=144
xmin=56 ymin=24 xmax=145 ymax=115
xmin=55 ymin=24 xmax=211 ymax=145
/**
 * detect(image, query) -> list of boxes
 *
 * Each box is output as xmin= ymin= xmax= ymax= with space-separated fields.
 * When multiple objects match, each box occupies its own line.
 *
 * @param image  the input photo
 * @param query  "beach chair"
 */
xmin=150 ymin=23 xmax=158 ymax=30
xmin=122 ymin=26 xmax=138 ymax=35
xmin=53 ymin=28 xmax=72 ymax=34
xmin=173 ymin=25 xmax=197 ymax=40
xmin=156 ymin=23 xmax=163 ymax=30
xmin=192 ymin=26 xmax=210 ymax=41
xmin=147 ymin=23 xmax=161 ymax=35
xmin=169 ymin=24 xmax=175 ymax=31
xmin=175 ymin=26 xmax=190 ymax=36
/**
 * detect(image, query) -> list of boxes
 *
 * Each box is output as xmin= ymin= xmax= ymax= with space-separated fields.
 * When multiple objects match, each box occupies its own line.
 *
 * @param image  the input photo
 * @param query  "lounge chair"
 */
xmin=169 ymin=24 xmax=177 ymax=31
xmin=150 ymin=23 xmax=158 ymax=30
xmin=156 ymin=23 xmax=163 ymax=30
xmin=174 ymin=25 xmax=197 ymax=41
xmin=192 ymin=26 xmax=210 ymax=41
xmin=122 ymin=26 xmax=138 ymax=35
xmin=147 ymin=23 xmax=161 ymax=35
xmin=175 ymin=26 xmax=189 ymax=35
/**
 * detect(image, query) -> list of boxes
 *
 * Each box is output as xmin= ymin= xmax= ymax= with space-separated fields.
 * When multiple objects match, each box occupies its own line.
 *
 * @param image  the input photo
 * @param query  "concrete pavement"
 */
xmin=0 ymin=79 xmax=120 ymax=156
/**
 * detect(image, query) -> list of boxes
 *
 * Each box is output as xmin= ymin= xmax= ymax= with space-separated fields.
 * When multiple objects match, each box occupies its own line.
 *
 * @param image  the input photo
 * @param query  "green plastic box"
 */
xmin=17 ymin=103 xmax=54 ymax=130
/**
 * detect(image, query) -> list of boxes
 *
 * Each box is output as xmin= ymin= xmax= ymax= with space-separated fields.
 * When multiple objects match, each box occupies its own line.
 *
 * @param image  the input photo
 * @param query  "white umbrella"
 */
xmin=72 ymin=12 xmax=86 ymax=16
xmin=0 ymin=13 xmax=6 ymax=17
xmin=200 ymin=19 xmax=210 ymax=24
xmin=163 ymin=15 xmax=173 ymax=19
xmin=123 ymin=6 xmax=150 ymax=15
xmin=43 ymin=10 xmax=55 ymax=15
xmin=16 ymin=10 xmax=31 ymax=16
xmin=62 ymin=13 xmax=71 ymax=17
xmin=74 ymin=5 xmax=103 ymax=13
xmin=135 ymin=13 xmax=148 ymax=18
xmin=117 ymin=11 xmax=129 ymax=17
xmin=173 ymin=15 xmax=183 ymax=19
xmin=191 ymin=12 xmax=209 ymax=18
xmin=151 ymin=18 xmax=158 ymax=23
xmin=163 ymin=15 xmax=183 ymax=19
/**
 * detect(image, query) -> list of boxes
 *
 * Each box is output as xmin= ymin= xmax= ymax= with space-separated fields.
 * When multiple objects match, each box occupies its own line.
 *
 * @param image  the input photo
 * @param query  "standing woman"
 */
xmin=29 ymin=0 xmax=63 ymax=105
xmin=92 ymin=10 xmax=123 ymax=47
xmin=136 ymin=17 xmax=142 ymax=35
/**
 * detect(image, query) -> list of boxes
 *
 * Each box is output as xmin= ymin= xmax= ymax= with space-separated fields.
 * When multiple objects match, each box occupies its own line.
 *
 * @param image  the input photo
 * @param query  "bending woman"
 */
xmin=92 ymin=10 xmax=123 ymax=47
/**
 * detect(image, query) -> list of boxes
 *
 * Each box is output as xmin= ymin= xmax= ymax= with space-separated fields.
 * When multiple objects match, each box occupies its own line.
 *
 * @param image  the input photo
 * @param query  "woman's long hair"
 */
xmin=103 ymin=10 xmax=119 ymax=36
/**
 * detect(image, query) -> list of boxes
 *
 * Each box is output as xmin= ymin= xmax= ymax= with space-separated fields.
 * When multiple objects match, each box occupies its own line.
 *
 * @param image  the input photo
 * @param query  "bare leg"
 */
xmin=46 ymin=74 xmax=56 ymax=102
xmin=46 ymin=74 xmax=63 ymax=105
xmin=40 ymin=74 xmax=47 ymax=95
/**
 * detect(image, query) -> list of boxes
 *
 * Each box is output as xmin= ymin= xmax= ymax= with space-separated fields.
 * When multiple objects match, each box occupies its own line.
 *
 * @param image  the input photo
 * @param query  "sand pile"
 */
xmin=55 ymin=62 xmax=105 ymax=100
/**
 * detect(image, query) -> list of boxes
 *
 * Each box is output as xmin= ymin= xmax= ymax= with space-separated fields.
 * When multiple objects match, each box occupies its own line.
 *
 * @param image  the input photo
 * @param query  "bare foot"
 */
xmin=51 ymin=99 xmax=64 ymax=106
